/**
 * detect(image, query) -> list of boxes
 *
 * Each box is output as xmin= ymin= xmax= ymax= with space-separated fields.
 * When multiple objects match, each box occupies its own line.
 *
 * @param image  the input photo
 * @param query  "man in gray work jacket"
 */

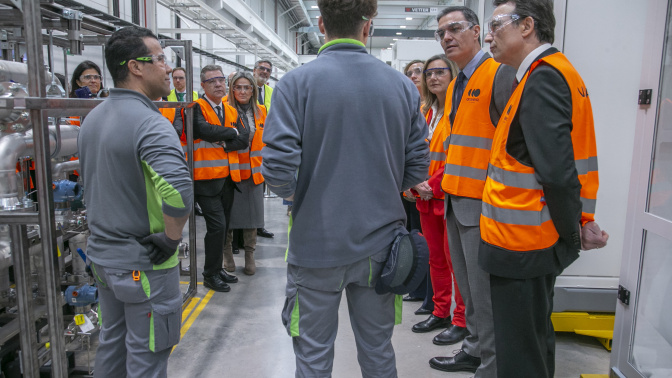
xmin=79 ymin=26 xmax=192 ymax=377
xmin=261 ymin=0 xmax=429 ymax=376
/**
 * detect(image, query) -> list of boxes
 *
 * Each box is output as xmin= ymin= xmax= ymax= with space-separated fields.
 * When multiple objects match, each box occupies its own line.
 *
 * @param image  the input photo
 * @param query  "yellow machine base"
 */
xmin=551 ymin=312 xmax=615 ymax=351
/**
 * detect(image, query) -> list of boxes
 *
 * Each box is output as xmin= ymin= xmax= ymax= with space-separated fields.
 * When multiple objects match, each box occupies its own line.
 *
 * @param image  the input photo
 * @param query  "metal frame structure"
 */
xmin=0 ymin=1 xmax=199 ymax=376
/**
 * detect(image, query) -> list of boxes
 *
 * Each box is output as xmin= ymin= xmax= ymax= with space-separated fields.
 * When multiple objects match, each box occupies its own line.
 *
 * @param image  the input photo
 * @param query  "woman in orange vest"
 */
xmin=222 ymin=72 xmax=267 ymax=275
xmin=410 ymin=55 xmax=467 ymax=345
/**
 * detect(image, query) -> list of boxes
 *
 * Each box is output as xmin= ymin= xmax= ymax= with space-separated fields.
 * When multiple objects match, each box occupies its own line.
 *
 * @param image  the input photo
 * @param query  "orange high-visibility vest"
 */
xmin=480 ymin=52 xmax=598 ymax=252
xmin=440 ymin=58 xmax=500 ymax=199
xmin=426 ymin=109 xmax=448 ymax=200
xmin=159 ymin=108 xmax=176 ymax=123
xmin=236 ymin=105 xmax=267 ymax=185
xmin=181 ymin=98 xmax=241 ymax=182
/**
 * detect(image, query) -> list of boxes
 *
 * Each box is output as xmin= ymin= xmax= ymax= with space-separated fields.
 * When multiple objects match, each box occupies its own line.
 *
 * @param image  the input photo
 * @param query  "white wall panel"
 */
xmin=559 ymin=0 xmax=648 ymax=281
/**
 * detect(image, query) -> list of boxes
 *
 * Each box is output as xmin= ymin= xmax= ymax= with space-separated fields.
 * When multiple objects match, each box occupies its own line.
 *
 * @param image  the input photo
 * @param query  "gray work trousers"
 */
xmin=445 ymin=199 xmax=497 ymax=378
xmin=91 ymin=263 xmax=182 ymax=378
xmin=282 ymin=249 xmax=398 ymax=378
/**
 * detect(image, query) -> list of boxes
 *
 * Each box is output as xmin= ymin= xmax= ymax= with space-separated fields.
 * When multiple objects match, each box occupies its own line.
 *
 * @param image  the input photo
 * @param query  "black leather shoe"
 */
xmin=257 ymin=228 xmax=274 ymax=238
xmin=414 ymin=306 xmax=433 ymax=316
xmin=412 ymin=314 xmax=451 ymax=333
xmin=219 ymin=269 xmax=238 ymax=283
xmin=429 ymin=350 xmax=480 ymax=372
xmin=232 ymin=246 xmax=240 ymax=255
xmin=203 ymin=275 xmax=231 ymax=292
xmin=403 ymin=295 xmax=423 ymax=302
xmin=433 ymin=324 xmax=468 ymax=345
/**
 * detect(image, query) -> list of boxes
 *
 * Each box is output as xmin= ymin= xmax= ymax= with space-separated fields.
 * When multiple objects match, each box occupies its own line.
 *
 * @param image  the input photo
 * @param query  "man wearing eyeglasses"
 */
xmin=427 ymin=5 xmax=516 ymax=376
xmin=78 ymin=26 xmax=193 ymax=377
xmin=167 ymin=67 xmax=198 ymax=102
xmin=480 ymin=1 xmax=606 ymax=376
xmin=262 ymin=0 xmax=429 ymax=376
xmin=251 ymin=60 xmax=276 ymax=240
xmin=253 ymin=60 xmax=273 ymax=110
xmin=174 ymin=65 xmax=249 ymax=292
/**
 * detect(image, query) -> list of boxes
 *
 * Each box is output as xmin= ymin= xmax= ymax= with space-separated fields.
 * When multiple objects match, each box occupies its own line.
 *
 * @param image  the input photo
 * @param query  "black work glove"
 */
xmin=139 ymin=232 xmax=181 ymax=265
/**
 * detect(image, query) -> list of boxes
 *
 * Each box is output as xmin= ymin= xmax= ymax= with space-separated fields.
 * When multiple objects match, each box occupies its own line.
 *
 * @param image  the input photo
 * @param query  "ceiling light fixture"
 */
xmin=400 ymin=26 xmax=406 ymax=29
xmin=396 ymin=32 xmax=402 ymax=35
xmin=393 ymin=38 xmax=398 ymax=40
xmin=311 ymin=5 xmax=318 ymax=8
xmin=406 ymin=17 xmax=412 ymax=20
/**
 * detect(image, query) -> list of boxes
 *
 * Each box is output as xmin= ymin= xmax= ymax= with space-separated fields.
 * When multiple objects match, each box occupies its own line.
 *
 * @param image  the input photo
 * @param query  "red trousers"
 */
xmin=418 ymin=198 xmax=465 ymax=327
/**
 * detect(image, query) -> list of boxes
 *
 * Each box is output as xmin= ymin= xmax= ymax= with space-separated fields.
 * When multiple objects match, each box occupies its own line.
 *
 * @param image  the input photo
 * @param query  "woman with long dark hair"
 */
xmin=69 ymin=60 xmax=104 ymax=98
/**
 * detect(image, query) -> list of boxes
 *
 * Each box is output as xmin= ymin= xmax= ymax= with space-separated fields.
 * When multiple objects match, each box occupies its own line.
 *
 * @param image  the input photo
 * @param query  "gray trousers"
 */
xmin=445 ymin=198 xmax=497 ymax=378
xmin=281 ymin=250 xmax=398 ymax=378
xmin=92 ymin=263 xmax=182 ymax=378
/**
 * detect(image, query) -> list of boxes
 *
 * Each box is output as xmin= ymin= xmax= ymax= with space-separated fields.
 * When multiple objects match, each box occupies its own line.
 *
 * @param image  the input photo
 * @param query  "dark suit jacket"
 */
xmin=479 ymin=47 xmax=583 ymax=279
xmin=173 ymin=101 xmax=249 ymax=197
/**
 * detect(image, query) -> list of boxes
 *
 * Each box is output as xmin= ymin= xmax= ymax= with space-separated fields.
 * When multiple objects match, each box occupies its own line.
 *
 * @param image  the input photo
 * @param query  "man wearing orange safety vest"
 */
xmin=174 ymin=65 xmax=249 ymax=293
xmin=481 ymin=1 xmax=609 ymax=376
xmin=428 ymin=6 xmax=516 ymax=376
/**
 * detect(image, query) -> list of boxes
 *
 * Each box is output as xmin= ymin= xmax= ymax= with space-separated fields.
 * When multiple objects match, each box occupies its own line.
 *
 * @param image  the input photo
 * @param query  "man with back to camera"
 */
xmin=78 ymin=26 xmax=192 ymax=377
xmin=426 ymin=5 xmax=516 ymax=375
xmin=480 ymin=1 xmax=608 ymax=376
xmin=167 ymin=66 xmax=198 ymax=102
xmin=261 ymin=0 xmax=429 ymax=376
xmin=174 ymin=65 xmax=249 ymax=292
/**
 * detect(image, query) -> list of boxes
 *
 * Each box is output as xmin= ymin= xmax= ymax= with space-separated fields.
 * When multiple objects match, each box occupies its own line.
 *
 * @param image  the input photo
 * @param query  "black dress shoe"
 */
xmin=433 ymin=324 xmax=468 ymax=345
xmin=402 ymin=295 xmax=423 ymax=302
xmin=203 ymin=275 xmax=231 ymax=292
xmin=232 ymin=246 xmax=240 ymax=255
xmin=429 ymin=350 xmax=480 ymax=373
xmin=257 ymin=228 xmax=274 ymax=238
xmin=219 ymin=269 xmax=238 ymax=283
xmin=414 ymin=306 xmax=433 ymax=316
xmin=412 ymin=314 xmax=451 ymax=333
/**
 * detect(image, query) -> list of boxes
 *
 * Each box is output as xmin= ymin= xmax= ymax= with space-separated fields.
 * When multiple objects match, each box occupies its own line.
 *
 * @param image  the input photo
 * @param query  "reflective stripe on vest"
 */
xmin=234 ymin=105 xmax=267 ymax=184
xmin=181 ymin=98 xmax=242 ymax=181
xmin=441 ymin=58 xmax=500 ymax=199
xmin=420 ymin=110 xmax=448 ymax=200
xmin=480 ymin=52 xmax=598 ymax=252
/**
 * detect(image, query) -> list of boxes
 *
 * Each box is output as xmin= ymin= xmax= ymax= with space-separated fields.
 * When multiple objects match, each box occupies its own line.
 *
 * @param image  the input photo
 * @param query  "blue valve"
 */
xmin=65 ymin=284 xmax=98 ymax=306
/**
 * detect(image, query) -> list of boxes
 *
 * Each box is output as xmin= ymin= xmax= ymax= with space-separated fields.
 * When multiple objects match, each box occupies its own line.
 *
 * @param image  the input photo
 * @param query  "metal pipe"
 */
xmin=69 ymin=232 xmax=89 ymax=283
xmin=52 ymin=160 xmax=80 ymax=176
xmin=184 ymin=39 xmax=198 ymax=300
xmin=0 ymin=60 xmax=50 ymax=84
xmin=0 ymin=125 xmax=80 ymax=200
xmin=10 ymin=224 xmax=39 ymax=377
xmin=22 ymin=0 xmax=68 ymax=375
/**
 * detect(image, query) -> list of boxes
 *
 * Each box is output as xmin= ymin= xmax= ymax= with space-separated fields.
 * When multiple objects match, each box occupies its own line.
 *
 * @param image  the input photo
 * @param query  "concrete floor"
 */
xmin=167 ymin=197 xmax=612 ymax=378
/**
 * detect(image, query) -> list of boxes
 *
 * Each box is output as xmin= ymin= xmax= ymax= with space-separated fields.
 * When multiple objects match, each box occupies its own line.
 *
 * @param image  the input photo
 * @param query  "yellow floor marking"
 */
xmin=181 ymin=297 xmax=200 ymax=324
xmin=172 ymin=289 xmax=214 ymax=353
xmin=180 ymin=281 xmax=203 ymax=285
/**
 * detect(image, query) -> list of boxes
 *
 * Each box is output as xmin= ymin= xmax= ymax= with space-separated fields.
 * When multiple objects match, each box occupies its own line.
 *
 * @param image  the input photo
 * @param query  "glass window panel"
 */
xmin=629 ymin=231 xmax=672 ymax=377
xmin=648 ymin=5 xmax=672 ymax=221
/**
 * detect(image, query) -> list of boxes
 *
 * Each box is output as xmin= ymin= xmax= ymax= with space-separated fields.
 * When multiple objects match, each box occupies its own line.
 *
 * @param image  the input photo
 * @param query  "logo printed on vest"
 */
xmin=578 ymin=86 xmax=589 ymax=97
xmin=507 ymin=104 xmax=512 ymax=114
xmin=466 ymin=88 xmax=481 ymax=102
